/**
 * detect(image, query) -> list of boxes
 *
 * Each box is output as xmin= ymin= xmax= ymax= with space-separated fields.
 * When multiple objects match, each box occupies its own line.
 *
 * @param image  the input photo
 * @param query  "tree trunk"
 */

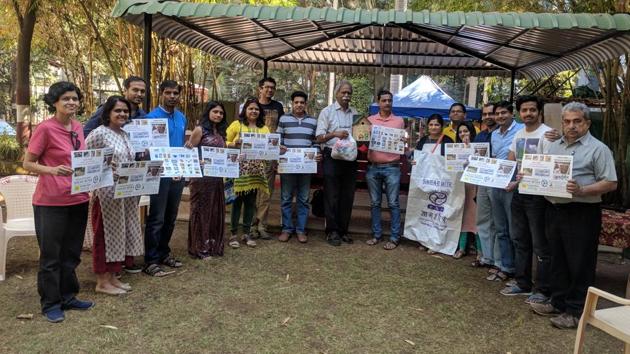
xmin=15 ymin=0 xmax=38 ymax=146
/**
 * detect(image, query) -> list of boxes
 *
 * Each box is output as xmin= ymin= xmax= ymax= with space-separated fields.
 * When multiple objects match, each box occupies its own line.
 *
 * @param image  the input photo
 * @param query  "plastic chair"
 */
xmin=0 ymin=175 xmax=38 ymax=281
xmin=574 ymin=281 xmax=630 ymax=354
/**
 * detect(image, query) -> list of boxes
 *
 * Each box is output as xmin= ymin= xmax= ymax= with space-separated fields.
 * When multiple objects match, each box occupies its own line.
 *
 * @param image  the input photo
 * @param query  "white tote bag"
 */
xmin=404 ymin=147 xmax=465 ymax=255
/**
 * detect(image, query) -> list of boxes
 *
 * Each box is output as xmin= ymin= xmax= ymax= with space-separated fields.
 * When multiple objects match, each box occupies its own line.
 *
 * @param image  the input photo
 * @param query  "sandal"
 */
xmin=383 ymin=240 xmax=399 ymax=250
xmin=487 ymin=266 xmax=500 ymax=274
xmin=486 ymin=271 xmax=512 ymax=282
xmin=453 ymin=250 xmax=466 ymax=259
xmin=143 ymin=264 xmax=170 ymax=277
xmin=161 ymin=256 xmax=183 ymax=268
xmin=366 ymin=238 xmax=381 ymax=246
xmin=243 ymin=234 xmax=257 ymax=248
xmin=228 ymin=234 xmax=240 ymax=249
xmin=471 ymin=260 xmax=491 ymax=268
xmin=427 ymin=249 xmax=437 ymax=255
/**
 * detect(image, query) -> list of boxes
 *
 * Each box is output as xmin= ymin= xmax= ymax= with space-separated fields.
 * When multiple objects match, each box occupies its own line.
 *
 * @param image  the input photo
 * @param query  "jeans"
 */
xmin=34 ymin=202 xmax=89 ymax=312
xmin=511 ymin=192 xmax=550 ymax=294
xmin=547 ymin=202 xmax=601 ymax=317
xmin=280 ymin=174 xmax=311 ymax=234
xmin=144 ymin=178 xmax=185 ymax=264
xmin=489 ymin=188 xmax=515 ymax=273
xmin=231 ymin=191 xmax=257 ymax=235
xmin=323 ymin=151 xmax=357 ymax=235
xmin=476 ymin=186 xmax=499 ymax=266
xmin=366 ymin=164 xmax=401 ymax=241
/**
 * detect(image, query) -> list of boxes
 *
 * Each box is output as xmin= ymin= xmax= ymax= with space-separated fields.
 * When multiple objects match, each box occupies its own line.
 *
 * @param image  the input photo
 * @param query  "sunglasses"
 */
xmin=70 ymin=131 xmax=81 ymax=151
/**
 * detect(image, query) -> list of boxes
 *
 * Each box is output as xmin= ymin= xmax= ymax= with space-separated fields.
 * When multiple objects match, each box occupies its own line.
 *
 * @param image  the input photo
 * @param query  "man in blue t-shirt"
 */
xmin=142 ymin=80 xmax=187 ymax=277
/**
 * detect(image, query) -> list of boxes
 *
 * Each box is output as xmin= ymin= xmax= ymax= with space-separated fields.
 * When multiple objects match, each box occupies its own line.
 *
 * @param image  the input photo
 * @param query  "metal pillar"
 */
xmin=263 ymin=60 xmax=268 ymax=79
xmin=509 ymin=70 xmax=516 ymax=103
xmin=142 ymin=13 xmax=153 ymax=110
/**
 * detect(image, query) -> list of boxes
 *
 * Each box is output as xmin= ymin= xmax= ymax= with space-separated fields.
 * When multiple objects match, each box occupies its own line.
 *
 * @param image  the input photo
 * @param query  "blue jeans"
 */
xmin=476 ymin=186 xmax=499 ymax=266
xmin=366 ymin=164 xmax=401 ymax=242
xmin=489 ymin=188 xmax=515 ymax=273
xmin=144 ymin=178 xmax=185 ymax=264
xmin=280 ymin=174 xmax=311 ymax=234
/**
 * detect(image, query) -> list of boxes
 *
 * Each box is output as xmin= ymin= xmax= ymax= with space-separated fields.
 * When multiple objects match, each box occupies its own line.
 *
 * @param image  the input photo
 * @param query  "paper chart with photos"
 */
xmin=148 ymin=147 xmax=202 ymax=178
xmin=444 ymin=143 xmax=490 ymax=172
xmin=518 ymin=154 xmax=573 ymax=198
xmin=71 ymin=147 xmax=114 ymax=194
xmin=278 ymin=148 xmax=318 ymax=174
xmin=240 ymin=132 xmax=281 ymax=160
xmin=369 ymin=125 xmax=406 ymax=155
xmin=123 ymin=119 xmax=170 ymax=157
xmin=460 ymin=155 xmax=517 ymax=189
xmin=201 ymin=147 xmax=240 ymax=178
xmin=114 ymin=160 xmax=164 ymax=199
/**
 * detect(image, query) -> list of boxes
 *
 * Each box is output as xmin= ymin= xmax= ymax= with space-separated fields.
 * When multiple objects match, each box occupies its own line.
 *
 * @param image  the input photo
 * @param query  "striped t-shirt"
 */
xmin=276 ymin=113 xmax=318 ymax=148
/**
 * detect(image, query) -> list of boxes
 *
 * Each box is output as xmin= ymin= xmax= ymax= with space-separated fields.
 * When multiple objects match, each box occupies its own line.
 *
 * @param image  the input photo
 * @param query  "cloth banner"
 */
xmin=404 ymin=150 xmax=464 ymax=255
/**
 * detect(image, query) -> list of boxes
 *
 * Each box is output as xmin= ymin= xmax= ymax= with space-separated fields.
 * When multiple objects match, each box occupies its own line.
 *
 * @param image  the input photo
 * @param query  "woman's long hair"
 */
xmin=200 ymin=101 xmax=227 ymax=138
xmin=239 ymin=98 xmax=265 ymax=128
xmin=456 ymin=121 xmax=477 ymax=143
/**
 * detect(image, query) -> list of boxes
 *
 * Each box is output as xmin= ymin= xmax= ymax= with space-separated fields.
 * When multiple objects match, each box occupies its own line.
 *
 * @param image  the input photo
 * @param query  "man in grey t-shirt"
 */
xmin=530 ymin=102 xmax=617 ymax=329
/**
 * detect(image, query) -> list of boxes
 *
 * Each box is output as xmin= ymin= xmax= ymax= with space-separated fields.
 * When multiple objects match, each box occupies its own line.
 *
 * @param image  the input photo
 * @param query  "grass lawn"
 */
xmin=0 ymin=222 xmax=625 ymax=353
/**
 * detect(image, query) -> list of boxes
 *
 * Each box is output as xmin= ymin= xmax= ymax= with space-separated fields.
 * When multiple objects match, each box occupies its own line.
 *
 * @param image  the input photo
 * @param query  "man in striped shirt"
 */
xmin=276 ymin=91 xmax=319 ymax=243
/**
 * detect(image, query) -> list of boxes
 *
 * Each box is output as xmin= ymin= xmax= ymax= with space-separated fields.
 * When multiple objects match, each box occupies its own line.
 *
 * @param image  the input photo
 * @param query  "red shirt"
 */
xmin=367 ymin=113 xmax=405 ymax=163
xmin=27 ymin=117 xmax=90 ymax=206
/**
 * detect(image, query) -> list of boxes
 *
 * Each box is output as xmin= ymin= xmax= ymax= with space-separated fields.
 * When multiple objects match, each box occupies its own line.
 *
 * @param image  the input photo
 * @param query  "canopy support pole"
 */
xmin=263 ymin=60 xmax=268 ymax=78
xmin=143 ymin=13 xmax=152 ymax=110
xmin=509 ymin=70 xmax=516 ymax=103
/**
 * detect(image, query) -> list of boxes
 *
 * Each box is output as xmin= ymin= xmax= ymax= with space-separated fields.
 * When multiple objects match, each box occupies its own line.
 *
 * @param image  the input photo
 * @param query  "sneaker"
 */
xmin=550 ymin=313 xmax=580 ymax=329
xmin=327 ymin=232 xmax=341 ymax=247
xmin=123 ymin=264 xmax=143 ymax=274
xmin=278 ymin=232 xmax=291 ymax=242
xmin=257 ymin=228 xmax=273 ymax=240
xmin=500 ymin=285 xmax=532 ymax=296
xmin=530 ymin=302 xmax=561 ymax=317
xmin=525 ymin=293 xmax=550 ymax=304
xmin=63 ymin=298 xmax=95 ymax=311
xmin=43 ymin=308 xmax=65 ymax=323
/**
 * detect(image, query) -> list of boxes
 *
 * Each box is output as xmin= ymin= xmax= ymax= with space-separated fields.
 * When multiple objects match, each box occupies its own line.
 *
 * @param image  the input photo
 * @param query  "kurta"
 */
xmin=86 ymin=125 xmax=143 ymax=262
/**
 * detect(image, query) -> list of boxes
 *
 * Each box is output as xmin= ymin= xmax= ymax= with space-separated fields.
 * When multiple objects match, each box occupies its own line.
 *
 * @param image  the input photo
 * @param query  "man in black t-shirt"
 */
xmin=253 ymin=77 xmax=285 ymax=240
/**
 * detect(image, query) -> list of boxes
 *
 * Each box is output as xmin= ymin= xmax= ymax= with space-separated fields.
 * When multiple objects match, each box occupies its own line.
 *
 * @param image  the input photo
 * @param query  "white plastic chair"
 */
xmin=0 ymin=175 xmax=38 ymax=281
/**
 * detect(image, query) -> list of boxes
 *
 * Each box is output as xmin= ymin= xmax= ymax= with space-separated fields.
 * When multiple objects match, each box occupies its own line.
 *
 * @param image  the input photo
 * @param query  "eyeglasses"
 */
xmin=69 ymin=131 xmax=81 ymax=151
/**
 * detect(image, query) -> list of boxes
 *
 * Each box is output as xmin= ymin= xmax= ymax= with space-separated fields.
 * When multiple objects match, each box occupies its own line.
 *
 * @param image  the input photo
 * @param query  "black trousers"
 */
xmin=33 ymin=202 xmax=89 ymax=312
xmin=546 ymin=201 xmax=601 ymax=316
xmin=322 ymin=150 xmax=357 ymax=235
xmin=511 ymin=192 xmax=551 ymax=294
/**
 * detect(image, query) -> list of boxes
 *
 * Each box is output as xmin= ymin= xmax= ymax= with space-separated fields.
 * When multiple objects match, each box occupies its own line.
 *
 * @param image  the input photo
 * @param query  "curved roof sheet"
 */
xmin=112 ymin=0 xmax=630 ymax=79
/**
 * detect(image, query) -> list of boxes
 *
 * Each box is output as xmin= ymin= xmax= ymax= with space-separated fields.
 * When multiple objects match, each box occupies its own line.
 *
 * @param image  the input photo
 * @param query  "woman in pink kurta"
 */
xmin=454 ymin=122 xmax=481 ymax=259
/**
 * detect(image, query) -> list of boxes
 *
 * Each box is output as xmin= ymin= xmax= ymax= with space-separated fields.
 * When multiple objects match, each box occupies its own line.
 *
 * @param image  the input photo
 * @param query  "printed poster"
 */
xmin=201 ymin=147 xmax=240 ymax=178
xmin=149 ymin=147 xmax=202 ymax=178
xmin=369 ymin=125 xmax=406 ymax=154
xmin=123 ymin=119 xmax=170 ymax=160
xmin=278 ymin=148 xmax=318 ymax=174
xmin=71 ymin=147 xmax=114 ymax=194
xmin=460 ymin=155 xmax=517 ymax=189
xmin=241 ymin=132 xmax=280 ymax=160
xmin=113 ymin=160 xmax=164 ymax=199
xmin=518 ymin=154 xmax=573 ymax=198
xmin=444 ymin=143 xmax=490 ymax=172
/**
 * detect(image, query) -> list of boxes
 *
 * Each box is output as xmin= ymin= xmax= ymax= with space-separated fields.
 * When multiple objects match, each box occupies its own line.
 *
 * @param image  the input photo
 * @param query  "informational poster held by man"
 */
xmin=113 ymin=160 xmax=164 ymax=199
xmin=518 ymin=154 xmax=573 ymax=198
xmin=278 ymin=148 xmax=318 ymax=174
xmin=123 ymin=119 xmax=170 ymax=160
xmin=71 ymin=147 xmax=114 ymax=194
xmin=241 ymin=132 xmax=281 ymax=160
xmin=201 ymin=147 xmax=240 ymax=178
xmin=444 ymin=143 xmax=490 ymax=172
xmin=369 ymin=125 xmax=406 ymax=155
xmin=460 ymin=155 xmax=517 ymax=189
xmin=149 ymin=147 xmax=202 ymax=178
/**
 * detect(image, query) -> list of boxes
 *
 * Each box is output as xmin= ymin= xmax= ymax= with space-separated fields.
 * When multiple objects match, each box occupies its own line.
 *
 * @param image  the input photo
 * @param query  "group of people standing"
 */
xmin=26 ymin=75 xmax=617 ymax=331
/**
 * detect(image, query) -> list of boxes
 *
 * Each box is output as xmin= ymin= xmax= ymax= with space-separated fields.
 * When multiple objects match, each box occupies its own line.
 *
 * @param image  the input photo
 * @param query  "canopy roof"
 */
xmin=112 ymin=0 xmax=630 ymax=79
xmin=368 ymin=75 xmax=481 ymax=119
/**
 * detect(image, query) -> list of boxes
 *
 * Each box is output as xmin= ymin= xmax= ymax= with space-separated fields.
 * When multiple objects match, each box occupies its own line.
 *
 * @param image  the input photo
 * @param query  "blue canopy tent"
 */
xmin=369 ymin=76 xmax=481 ymax=120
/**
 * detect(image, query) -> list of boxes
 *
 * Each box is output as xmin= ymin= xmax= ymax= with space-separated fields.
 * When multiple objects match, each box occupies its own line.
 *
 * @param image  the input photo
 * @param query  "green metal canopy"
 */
xmin=112 ymin=0 xmax=630 ymax=79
